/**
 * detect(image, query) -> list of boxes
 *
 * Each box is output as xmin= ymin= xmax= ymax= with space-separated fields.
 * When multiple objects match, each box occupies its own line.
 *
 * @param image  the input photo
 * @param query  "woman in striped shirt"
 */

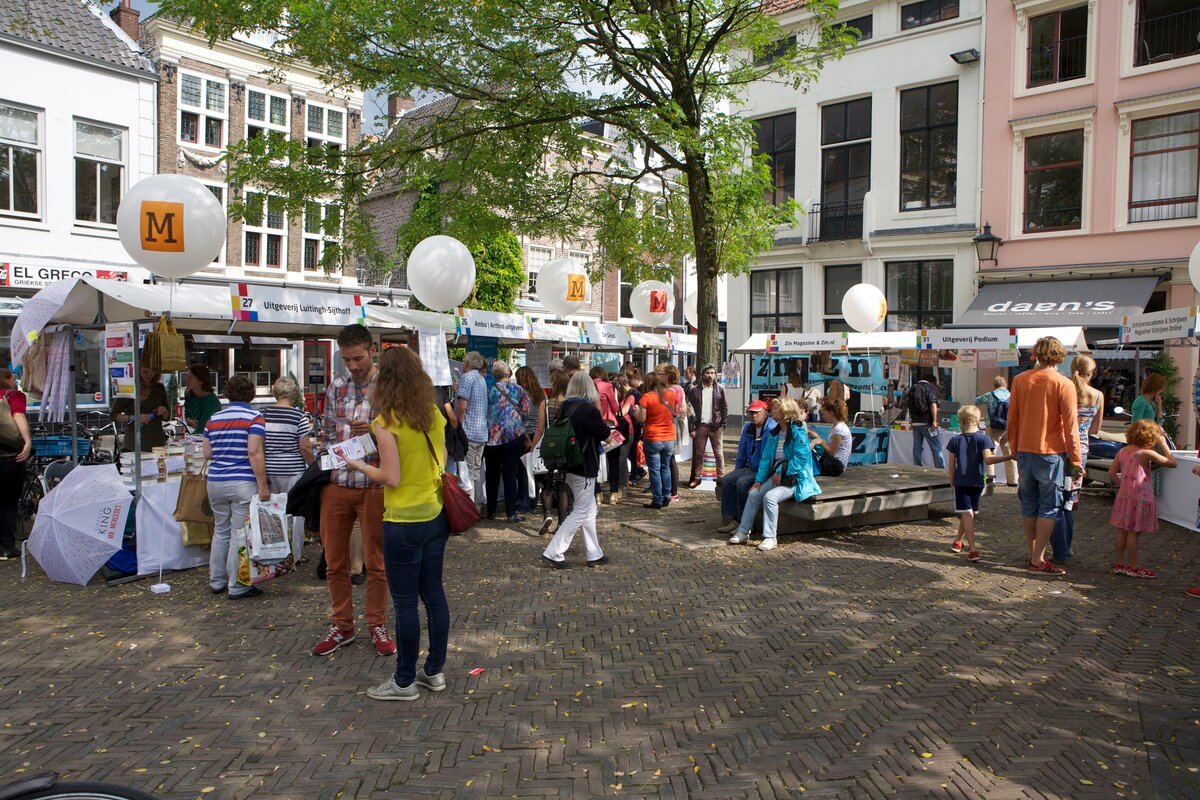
xmin=264 ymin=376 xmax=315 ymax=558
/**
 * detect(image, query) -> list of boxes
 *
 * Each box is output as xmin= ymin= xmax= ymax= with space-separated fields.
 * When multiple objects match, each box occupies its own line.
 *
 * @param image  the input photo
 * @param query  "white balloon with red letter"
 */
xmin=630 ymin=280 xmax=674 ymax=327
xmin=407 ymin=235 xmax=477 ymax=312
xmin=116 ymin=174 xmax=226 ymax=279
xmin=537 ymin=257 xmax=590 ymax=318
xmin=841 ymin=283 xmax=887 ymax=333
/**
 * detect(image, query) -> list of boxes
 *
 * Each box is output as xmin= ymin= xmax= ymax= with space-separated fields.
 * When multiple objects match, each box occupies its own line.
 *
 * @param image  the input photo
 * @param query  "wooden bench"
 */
xmin=775 ymin=464 xmax=954 ymax=534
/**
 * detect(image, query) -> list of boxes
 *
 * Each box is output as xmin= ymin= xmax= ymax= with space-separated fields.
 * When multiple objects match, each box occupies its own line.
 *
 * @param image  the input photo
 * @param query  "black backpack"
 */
xmin=907 ymin=382 xmax=932 ymax=416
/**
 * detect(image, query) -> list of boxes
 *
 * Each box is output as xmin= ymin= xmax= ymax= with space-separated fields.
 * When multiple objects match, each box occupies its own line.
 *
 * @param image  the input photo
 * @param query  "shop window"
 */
xmin=179 ymin=72 xmax=227 ymax=149
xmin=74 ymin=120 xmax=124 ymax=225
xmin=1129 ymin=110 xmax=1199 ymax=223
xmin=1027 ymin=6 xmax=1088 ymax=87
xmin=753 ymin=112 xmax=796 ymax=206
xmin=0 ymin=101 xmax=40 ymax=218
xmin=885 ymin=261 xmax=952 ymax=331
xmin=901 ymin=0 xmax=959 ymax=30
xmin=750 ymin=268 xmax=803 ymax=334
xmin=1023 ymin=129 xmax=1084 ymax=231
xmin=900 ymin=81 xmax=957 ymax=210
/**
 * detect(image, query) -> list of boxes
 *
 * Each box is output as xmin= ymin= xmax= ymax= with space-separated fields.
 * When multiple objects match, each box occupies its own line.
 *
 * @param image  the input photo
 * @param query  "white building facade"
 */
xmin=729 ymin=0 xmax=985 ymax=411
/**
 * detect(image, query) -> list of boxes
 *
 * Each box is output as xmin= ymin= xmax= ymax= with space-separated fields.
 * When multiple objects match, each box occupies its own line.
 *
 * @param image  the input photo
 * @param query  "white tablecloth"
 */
xmin=136 ymin=481 xmax=209 ymax=576
xmin=1158 ymin=453 xmax=1200 ymax=532
xmin=887 ymin=428 xmax=1010 ymax=483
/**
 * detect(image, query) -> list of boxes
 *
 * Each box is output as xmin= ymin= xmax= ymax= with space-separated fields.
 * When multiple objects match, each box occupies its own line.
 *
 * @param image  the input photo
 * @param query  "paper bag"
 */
xmin=248 ymin=493 xmax=291 ymax=563
xmin=173 ymin=470 xmax=214 ymax=524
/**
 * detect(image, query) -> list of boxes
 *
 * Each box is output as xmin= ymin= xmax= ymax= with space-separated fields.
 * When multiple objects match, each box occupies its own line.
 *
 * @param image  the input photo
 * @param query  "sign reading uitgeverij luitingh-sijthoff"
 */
xmin=229 ymin=283 xmax=367 ymax=326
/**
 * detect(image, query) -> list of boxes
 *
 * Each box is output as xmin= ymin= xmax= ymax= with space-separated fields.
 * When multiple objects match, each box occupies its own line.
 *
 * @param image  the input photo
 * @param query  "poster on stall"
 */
xmin=525 ymin=342 xmax=553 ymax=386
xmin=976 ymin=350 xmax=998 ymax=368
xmin=898 ymin=364 xmax=911 ymax=388
xmin=104 ymin=323 xmax=139 ymax=398
xmin=997 ymin=349 xmax=1020 ymax=367
xmin=885 ymin=355 xmax=900 ymax=381
xmin=750 ymin=355 xmax=807 ymax=393
xmin=811 ymin=354 xmax=886 ymax=394
xmin=418 ymin=329 xmax=452 ymax=387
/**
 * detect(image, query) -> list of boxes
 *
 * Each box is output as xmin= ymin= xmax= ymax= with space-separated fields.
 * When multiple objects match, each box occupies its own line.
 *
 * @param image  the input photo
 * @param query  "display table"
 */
xmin=887 ymin=427 xmax=1010 ymax=483
xmin=1158 ymin=453 xmax=1200 ymax=532
xmin=136 ymin=480 xmax=208 ymax=576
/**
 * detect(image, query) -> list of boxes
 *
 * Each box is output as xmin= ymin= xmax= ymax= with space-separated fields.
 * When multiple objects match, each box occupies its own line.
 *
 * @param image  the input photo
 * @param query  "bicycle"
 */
xmin=0 ymin=773 xmax=161 ymax=800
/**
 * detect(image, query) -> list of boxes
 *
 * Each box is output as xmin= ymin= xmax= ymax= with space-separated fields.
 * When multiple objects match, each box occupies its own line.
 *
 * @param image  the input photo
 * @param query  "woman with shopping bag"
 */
xmin=263 ymin=376 xmax=316 ymax=561
xmin=342 ymin=346 xmax=452 ymax=702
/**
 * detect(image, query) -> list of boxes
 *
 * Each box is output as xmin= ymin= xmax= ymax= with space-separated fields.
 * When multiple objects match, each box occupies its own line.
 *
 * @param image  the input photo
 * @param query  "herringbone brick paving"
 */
xmin=1 ymin=483 xmax=1198 ymax=800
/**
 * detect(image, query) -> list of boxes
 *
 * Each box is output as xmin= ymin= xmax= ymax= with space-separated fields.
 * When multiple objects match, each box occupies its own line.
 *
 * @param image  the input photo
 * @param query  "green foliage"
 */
xmin=1147 ymin=351 xmax=1182 ymax=441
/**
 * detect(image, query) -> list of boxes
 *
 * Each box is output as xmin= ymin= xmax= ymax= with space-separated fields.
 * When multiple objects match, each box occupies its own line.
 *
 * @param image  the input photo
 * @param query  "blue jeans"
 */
xmin=738 ymin=483 xmax=794 ymax=540
xmin=912 ymin=425 xmax=945 ymax=468
xmin=383 ymin=513 xmax=450 ymax=688
xmin=645 ymin=439 xmax=674 ymax=505
xmin=720 ymin=467 xmax=757 ymax=520
xmin=1017 ymin=452 xmax=1066 ymax=519
xmin=1051 ymin=508 xmax=1074 ymax=561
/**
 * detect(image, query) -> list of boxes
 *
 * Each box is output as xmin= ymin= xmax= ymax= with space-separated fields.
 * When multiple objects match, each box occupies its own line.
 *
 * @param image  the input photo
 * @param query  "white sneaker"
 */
xmin=727 ymin=531 xmax=748 ymax=545
xmin=367 ymin=677 xmax=419 ymax=701
xmin=415 ymin=671 xmax=446 ymax=692
xmin=757 ymin=538 xmax=778 ymax=551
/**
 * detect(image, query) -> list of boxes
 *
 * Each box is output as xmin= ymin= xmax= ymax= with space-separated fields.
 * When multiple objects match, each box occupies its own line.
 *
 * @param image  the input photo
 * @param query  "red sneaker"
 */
xmin=950 ymin=540 xmax=964 ymax=553
xmin=1185 ymin=586 xmax=1200 ymax=598
xmin=312 ymin=625 xmax=356 ymax=656
xmin=967 ymin=550 xmax=980 ymax=562
xmin=1126 ymin=565 xmax=1157 ymax=579
xmin=1026 ymin=561 xmax=1066 ymax=576
xmin=370 ymin=625 xmax=397 ymax=656
xmin=1112 ymin=563 xmax=1127 ymax=576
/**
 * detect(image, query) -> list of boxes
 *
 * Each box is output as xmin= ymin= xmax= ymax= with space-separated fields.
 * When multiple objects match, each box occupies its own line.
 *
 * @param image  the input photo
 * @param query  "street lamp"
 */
xmin=973 ymin=222 xmax=1003 ymax=264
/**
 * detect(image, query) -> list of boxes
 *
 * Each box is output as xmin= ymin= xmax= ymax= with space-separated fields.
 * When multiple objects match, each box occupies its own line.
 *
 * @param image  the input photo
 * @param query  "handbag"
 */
xmin=0 ymin=391 xmax=24 ymax=456
xmin=423 ymin=430 xmax=480 ymax=534
xmin=173 ymin=466 xmax=214 ymax=524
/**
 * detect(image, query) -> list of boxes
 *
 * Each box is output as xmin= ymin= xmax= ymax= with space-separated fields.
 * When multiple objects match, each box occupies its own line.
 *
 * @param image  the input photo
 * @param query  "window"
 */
xmin=74 ymin=121 xmax=123 ymax=225
xmin=753 ymin=113 xmax=796 ymax=205
xmin=840 ymin=15 xmax=873 ymax=42
xmin=900 ymin=82 xmax=957 ymax=210
xmin=824 ymin=264 xmax=862 ymax=316
xmin=246 ymin=89 xmax=289 ymax=140
xmin=1028 ymin=6 xmax=1088 ymax=87
xmin=527 ymin=244 xmax=553 ymax=296
xmin=619 ymin=272 xmax=634 ymax=320
xmin=1135 ymin=0 xmax=1200 ymax=67
xmin=754 ymin=36 xmax=796 ymax=66
xmin=305 ymin=102 xmax=346 ymax=154
xmin=1023 ymin=130 xmax=1084 ymax=231
xmin=204 ymin=183 xmax=226 ymax=263
xmin=243 ymin=191 xmax=286 ymax=268
xmin=819 ymin=98 xmax=871 ymax=240
xmin=885 ymin=261 xmax=953 ymax=331
xmin=0 ymin=102 xmax=40 ymax=218
xmin=1129 ymin=111 xmax=1199 ymax=223
xmin=901 ymin=0 xmax=959 ymax=30
xmin=750 ymin=268 xmax=803 ymax=334
xmin=303 ymin=201 xmax=342 ymax=271
xmin=179 ymin=72 xmax=227 ymax=149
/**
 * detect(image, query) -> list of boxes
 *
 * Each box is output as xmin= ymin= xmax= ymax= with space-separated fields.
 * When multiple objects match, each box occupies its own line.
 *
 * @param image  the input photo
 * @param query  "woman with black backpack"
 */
xmin=540 ymin=372 xmax=613 ymax=568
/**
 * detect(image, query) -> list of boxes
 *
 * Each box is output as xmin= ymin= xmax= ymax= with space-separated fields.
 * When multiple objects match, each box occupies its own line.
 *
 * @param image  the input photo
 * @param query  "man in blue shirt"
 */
xmin=715 ymin=400 xmax=776 ymax=534
xmin=454 ymin=351 xmax=489 ymax=506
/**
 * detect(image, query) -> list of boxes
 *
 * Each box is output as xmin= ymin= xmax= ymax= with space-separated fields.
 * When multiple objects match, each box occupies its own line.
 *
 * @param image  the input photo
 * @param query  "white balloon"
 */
xmin=536 ymin=257 xmax=590 ymax=318
xmin=684 ymin=292 xmax=698 ymax=329
xmin=1189 ymin=239 xmax=1200 ymax=296
xmin=116 ymin=174 xmax=226 ymax=280
xmin=841 ymin=283 xmax=888 ymax=333
xmin=630 ymin=280 xmax=675 ymax=327
xmin=407 ymin=235 xmax=477 ymax=312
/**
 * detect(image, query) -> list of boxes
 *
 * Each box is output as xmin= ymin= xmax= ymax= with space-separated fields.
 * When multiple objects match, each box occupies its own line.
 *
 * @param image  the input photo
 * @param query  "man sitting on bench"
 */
xmin=715 ymin=399 xmax=777 ymax=534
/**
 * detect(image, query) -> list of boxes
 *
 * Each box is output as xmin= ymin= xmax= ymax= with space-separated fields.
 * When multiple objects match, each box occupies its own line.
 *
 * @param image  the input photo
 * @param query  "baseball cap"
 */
xmin=746 ymin=400 xmax=768 ymax=412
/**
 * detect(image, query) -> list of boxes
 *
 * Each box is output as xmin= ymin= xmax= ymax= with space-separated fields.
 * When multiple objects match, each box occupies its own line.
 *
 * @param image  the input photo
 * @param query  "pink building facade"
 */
xmin=979 ymin=0 xmax=1200 ymax=444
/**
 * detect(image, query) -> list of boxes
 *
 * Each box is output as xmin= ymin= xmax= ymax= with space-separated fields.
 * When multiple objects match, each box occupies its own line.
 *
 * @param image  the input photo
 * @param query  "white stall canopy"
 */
xmin=733 ymin=327 xmax=1087 ymax=354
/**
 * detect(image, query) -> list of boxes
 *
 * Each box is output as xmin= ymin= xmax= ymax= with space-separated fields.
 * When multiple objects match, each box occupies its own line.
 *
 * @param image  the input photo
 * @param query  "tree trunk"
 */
xmin=684 ymin=154 xmax=721 ymax=368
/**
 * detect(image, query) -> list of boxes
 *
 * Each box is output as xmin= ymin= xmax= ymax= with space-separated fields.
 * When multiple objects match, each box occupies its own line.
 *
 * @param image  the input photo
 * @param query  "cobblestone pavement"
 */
xmin=1 ymin=481 xmax=1198 ymax=800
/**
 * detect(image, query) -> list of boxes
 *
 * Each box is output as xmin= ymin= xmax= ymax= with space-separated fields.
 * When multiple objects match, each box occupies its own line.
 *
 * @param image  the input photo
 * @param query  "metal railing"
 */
xmin=808 ymin=200 xmax=864 ymax=242
xmin=1130 ymin=195 xmax=1199 ymax=223
xmin=1135 ymin=7 xmax=1200 ymax=66
xmin=1027 ymin=34 xmax=1087 ymax=86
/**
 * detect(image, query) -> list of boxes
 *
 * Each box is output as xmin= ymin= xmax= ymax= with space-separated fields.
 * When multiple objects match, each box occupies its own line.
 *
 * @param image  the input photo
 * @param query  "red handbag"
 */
xmin=424 ymin=431 xmax=479 ymax=534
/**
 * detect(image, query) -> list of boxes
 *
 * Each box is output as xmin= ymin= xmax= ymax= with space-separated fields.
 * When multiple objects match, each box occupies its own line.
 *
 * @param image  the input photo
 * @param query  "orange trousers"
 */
xmin=319 ymin=484 xmax=387 ymax=631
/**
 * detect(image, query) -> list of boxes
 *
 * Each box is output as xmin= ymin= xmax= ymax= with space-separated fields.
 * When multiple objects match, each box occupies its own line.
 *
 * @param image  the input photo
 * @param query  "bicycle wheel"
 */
xmin=2 ymin=779 xmax=162 ymax=800
xmin=16 ymin=476 xmax=42 ymax=541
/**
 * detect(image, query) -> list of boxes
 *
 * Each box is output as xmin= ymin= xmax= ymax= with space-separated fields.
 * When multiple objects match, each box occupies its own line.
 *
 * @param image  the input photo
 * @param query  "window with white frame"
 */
xmin=246 ymin=89 xmax=289 ymax=140
xmin=1129 ymin=110 xmax=1199 ymax=223
xmin=243 ymin=191 xmax=286 ymax=268
xmin=203 ymin=183 xmax=226 ymax=262
xmin=303 ymin=201 xmax=342 ymax=271
xmin=74 ymin=121 xmax=124 ymax=226
xmin=0 ymin=101 xmax=40 ymax=218
xmin=527 ymin=244 xmax=553 ymax=297
xmin=306 ymin=102 xmax=346 ymax=154
xmin=179 ymin=72 xmax=228 ymax=149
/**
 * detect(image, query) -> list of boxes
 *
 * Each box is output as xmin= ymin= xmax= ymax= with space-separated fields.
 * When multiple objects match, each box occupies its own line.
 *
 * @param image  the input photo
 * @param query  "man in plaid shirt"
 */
xmin=311 ymin=324 xmax=395 ymax=659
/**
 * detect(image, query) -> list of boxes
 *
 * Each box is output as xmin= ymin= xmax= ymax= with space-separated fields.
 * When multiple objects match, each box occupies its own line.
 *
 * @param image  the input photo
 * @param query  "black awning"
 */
xmin=956 ymin=276 xmax=1160 ymax=327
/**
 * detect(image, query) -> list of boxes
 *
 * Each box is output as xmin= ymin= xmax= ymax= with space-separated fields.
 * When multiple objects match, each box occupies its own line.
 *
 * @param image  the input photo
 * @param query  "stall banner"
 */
xmin=418 ymin=328 xmax=452 ymax=387
xmin=810 ymin=424 xmax=890 ymax=466
xmin=811 ymin=354 xmax=887 ymax=394
xmin=669 ymin=332 xmax=697 ymax=353
xmin=1120 ymin=307 xmax=1198 ymax=344
xmin=229 ymin=284 xmax=367 ymax=326
xmin=917 ymin=328 xmax=1017 ymax=351
xmin=457 ymin=308 xmax=530 ymax=340
xmin=766 ymin=333 xmax=848 ymax=352
xmin=582 ymin=322 xmax=632 ymax=349
xmin=750 ymin=355 xmax=803 ymax=392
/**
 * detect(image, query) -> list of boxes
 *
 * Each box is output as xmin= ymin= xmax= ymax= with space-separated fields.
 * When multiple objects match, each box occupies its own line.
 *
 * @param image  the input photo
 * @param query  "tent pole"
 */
xmin=67 ymin=326 xmax=77 ymax=464
xmin=132 ymin=320 xmax=142 ymax=500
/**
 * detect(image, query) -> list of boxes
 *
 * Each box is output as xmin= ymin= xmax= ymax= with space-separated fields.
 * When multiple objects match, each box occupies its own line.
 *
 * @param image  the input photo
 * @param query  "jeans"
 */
xmin=543 ymin=474 xmax=603 ymax=562
xmin=1051 ymin=508 xmax=1074 ymax=561
xmin=719 ymin=467 xmax=757 ymax=521
xmin=738 ymin=483 xmax=794 ymax=540
xmin=645 ymin=439 xmax=674 ymax=505
xmin=1017 ymin=452 xmax=1066 ymax=519
xmin=464 ymin=441 xmax=486 ymax=505
xmin=484 ymin=437 xmax=524 ymax=517
xmin=912 ymin=425 xmax=945 ymax=469
xmin=207 ymin=480 xmax=257 ymax=597
xmin=382 ymin=513 xmax=450 ymax=688
xmin=0 ymin=456 xmax=25 ymax=553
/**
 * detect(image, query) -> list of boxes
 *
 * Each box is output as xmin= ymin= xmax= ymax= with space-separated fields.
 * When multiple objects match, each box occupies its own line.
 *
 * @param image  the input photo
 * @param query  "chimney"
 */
xmin=110 ymin=0 xmax=140 ymax=42
xmin=387 ymin=93 xmax=415 ymax=126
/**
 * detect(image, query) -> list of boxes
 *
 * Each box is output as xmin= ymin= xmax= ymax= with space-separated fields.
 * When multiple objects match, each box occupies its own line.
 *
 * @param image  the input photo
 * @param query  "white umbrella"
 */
xmin=27 ymin=465 xmax=132 ymax=586
xmin=10 ymin=279 xmax=76 ymax=366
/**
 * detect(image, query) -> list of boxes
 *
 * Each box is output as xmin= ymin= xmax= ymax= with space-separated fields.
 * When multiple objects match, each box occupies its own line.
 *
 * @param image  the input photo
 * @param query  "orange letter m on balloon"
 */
xmin=141 ymin=201 xmax=185 ymax=252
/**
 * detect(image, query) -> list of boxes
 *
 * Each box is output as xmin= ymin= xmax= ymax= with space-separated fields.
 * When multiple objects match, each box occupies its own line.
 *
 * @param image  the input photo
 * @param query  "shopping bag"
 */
xmin=180 ymin=520 xmax=213 ymax=547
xmin=235 ymin=521 xmax=295 ymax=586
xmin=248 ymin=493 xmax=292 ymax=563
xmin=141 ymin=315 xmax=186 ymax=372
xmin=173 ymin=470 xmax=214 ymax=524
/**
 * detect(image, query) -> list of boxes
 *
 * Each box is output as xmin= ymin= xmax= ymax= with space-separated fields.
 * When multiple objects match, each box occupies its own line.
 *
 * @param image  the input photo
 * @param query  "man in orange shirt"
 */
xmin=1006 ymin=337 xmax=1082 ymax=576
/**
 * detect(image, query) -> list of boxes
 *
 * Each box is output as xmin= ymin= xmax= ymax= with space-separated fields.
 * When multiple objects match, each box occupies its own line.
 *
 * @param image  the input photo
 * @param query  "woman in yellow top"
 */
xmin=343 ymin=346 xmax=449 ymax=702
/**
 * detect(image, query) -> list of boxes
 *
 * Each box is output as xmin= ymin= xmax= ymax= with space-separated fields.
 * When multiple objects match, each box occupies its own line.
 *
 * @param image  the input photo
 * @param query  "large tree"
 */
xmin=158 ymin=0 xmax=853 ymax=365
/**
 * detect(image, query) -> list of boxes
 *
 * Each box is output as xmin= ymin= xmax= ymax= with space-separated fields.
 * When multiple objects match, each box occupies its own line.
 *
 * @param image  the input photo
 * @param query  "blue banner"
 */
xmin=810 ymin=424 xmax=890 ymax=466
xmin=811 ymin=354 xmax=886 ymax=394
